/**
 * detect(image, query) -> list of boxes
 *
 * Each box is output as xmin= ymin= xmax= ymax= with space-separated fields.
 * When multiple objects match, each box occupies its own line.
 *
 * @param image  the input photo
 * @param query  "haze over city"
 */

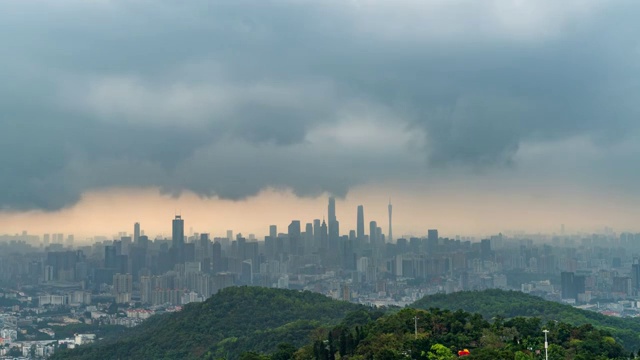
xmin=3 ymin=0 xmax=640 ymax=239
xmin=6 ymin=2 xmax=640 ymax=359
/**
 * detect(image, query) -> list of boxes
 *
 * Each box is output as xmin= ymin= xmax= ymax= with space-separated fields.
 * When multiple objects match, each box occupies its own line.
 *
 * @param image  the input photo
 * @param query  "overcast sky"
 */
xmin=2 ymin=0 xmax=640 ymax=239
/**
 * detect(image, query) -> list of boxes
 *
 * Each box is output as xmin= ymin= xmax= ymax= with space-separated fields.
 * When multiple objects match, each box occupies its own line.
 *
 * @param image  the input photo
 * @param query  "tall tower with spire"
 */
xmin=328 ymin=197 xmax=339 ymax=252
xmin=328 ymin=197 xmax=336 ymax=224
xmin=388 ymin=200 xmax=393 ymax=243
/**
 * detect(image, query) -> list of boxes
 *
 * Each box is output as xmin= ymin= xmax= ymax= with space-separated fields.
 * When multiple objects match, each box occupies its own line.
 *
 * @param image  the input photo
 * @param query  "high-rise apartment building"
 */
xmin=113 ymin=273 xmax=133 ymax=294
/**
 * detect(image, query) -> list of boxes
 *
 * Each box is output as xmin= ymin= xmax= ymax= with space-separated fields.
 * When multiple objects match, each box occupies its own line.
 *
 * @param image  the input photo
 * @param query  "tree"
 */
xmin=272 ymin=343 xmax=297 ymax=360
xmin=548 ymin=344 xmax=566 ymax=360
xmin=107 ymin=302 xmax=118 ymax=314
xmin=426 ymin=344 xmax=455 ymax=360
xmin=240 ymin=352 xmax=270 ymax=360
xmin=514 ymin=351 xmax=533 ymax=360
xmin=7 ymin=347 xmax=22 ymax=357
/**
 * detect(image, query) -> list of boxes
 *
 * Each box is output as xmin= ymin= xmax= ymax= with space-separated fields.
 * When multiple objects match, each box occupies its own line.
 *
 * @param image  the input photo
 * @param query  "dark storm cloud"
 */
xmin=1 ymin=0 xmax=640 ymax=210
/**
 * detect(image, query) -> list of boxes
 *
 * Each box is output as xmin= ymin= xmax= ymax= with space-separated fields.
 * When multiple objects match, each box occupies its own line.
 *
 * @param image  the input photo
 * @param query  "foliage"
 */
xmin=303 ymin=307 xmax=627 ymax=360
xmin=51 ymin=286 xmax=364 ymax=360
xmin=426 ymin=344 xmax=455 ymax=360
xmin=51 ymin=287 xmax=633 ymax=360
xmin=413 ymin=289 xmax=640 ymax=351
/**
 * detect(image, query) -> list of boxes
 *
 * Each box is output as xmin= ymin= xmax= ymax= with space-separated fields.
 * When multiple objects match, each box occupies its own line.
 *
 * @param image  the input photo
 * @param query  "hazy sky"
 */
xmin=2 ymin=1 xmax=640 ymax=240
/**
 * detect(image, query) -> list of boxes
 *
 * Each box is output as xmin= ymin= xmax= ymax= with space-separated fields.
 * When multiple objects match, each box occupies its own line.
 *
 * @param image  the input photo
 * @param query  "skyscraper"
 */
xmin=388 ymin=200 xmax=393 ymax=243
xmin=172 ymin=215 xmax=184 ymax=250
xmin=328 ymin=197 xmax=336 ymax=223
xmin=481 ymin=239 xmax=491 ymax=261
xmin=288 ymin=220 xmax=301 ymax=255
xmin=561 ymin=271 xmax=575 ymax=300
xmin=632 ymin=261 xmax=640 ymax=294
xmin=104 ymin=245 xmax=117 ymax=269
xmin=427 ymin=229 xmax=439 ymax=253
xmin=320 ymin=219 xmax=328 ymax=251
xmin=134 ymin=222 xmax=141 ymax=244
xmin=369 ymin=221 xmax=378 ymax=245
xmin=269 ymin=225 xmax=277 ymax=239
xmin=328 ymin=197 xmax=340 ymax=249
xmin=558 ymin=272 xmax=583 ymax=302
xmin=357 ymin=205 xmax=365 ymax=240
xmin=305 ymin=222 xmax=313 ymax=254
xmin=313 ymin=219 xmax=321 ymax=249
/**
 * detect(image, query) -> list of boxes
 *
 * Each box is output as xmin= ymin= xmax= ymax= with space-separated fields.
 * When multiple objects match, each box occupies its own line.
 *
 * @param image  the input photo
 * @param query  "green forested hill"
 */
xmin=50 ymin=287 xmax=637 ymax=360
xmin=51 ymin=287 xmax=367 ymax=360
xmin=412 ymin=289 xmax=640 ymax=351
xmin=297 ymin=307 xmax=628 ymax=360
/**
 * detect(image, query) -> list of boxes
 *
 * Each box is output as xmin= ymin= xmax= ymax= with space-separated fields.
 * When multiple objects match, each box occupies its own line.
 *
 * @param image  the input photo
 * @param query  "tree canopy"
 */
xmin=413 ymin=289 xmax=640 ymax=351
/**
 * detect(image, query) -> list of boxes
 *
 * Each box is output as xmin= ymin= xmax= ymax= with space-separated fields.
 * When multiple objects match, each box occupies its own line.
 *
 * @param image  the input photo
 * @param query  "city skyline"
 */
xmin=0 ymin=190 xmax=634 ymax=243
xmin=3 ymin=1 xmax=640 ymax=239
xmin=4 ymin=2 xmax=640 ymax=358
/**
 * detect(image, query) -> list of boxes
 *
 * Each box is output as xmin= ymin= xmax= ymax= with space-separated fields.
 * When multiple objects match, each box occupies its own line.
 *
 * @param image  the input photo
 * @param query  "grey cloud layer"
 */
xmin=1 ymin=0 xmax=640 ymax=210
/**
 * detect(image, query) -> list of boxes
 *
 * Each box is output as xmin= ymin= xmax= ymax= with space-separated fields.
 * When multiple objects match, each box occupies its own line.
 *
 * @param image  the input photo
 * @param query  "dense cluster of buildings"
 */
xmin=2 ymin=198 xmax=640 ymax=358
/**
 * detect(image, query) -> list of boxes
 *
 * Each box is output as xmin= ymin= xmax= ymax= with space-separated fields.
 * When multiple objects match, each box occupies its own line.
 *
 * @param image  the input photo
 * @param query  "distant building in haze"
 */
xmin=561 ymin=271 xmax=585 ymax=302
xmin=369 ymin=221 xmax=378 ymax=245
xmin=313 ymin=219 xmax=321 ymax=249
xmin=632 ymin=261 xmax=640 ymax=295
xmin=328 ymin=197 xmax=337 ymax=222
xmin=104 ymin=245 xmax=117 ymax=269
xmin=388 ymin=200 xmax=393 ymax=243
xmin=357 ymin=205 xmax=365 ymax=241
xmin=172 ymin=216 xmax=184 ymax=250
xmin=305 ymin=222 xmax=313 ymax=254
xmin=328 ymin=197 xmax=340 ymax=253
xmin=134 ymin=222 xmax=141 ymax=244
xmin=481 ymin=239 xmax=491 ymax=261
xmin=320 ymin=220 xmax=328 ymax=248
xmin=288 ymin=221 xmax=301 ymax=255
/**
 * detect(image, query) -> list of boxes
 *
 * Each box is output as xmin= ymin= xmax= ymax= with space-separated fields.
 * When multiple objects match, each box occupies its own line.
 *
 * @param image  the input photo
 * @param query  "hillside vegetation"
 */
xmin=294 ymin=307 xmax=628 ymax=360
xmin=51 ymin=287 xmax=366 ymax=360
xmin=413 ymin=289 xmax=640 ymax=351
xmin=53 ymin=287 xmax=638 ymax=359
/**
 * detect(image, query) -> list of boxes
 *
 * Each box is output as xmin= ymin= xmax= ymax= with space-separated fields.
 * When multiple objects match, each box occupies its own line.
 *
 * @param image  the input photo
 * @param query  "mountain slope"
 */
xmin=299 ymin=307 xmax=627 ymax=360
xmin=412 ymin=289 xmax=640 ymax=351
xmin=52 ymin=286 xmax=365 ymax=360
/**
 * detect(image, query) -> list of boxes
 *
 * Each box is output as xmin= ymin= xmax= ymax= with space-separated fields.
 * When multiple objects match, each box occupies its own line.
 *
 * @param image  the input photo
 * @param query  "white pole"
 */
xmin=543 ymin=329 xmax=549 ymax=360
